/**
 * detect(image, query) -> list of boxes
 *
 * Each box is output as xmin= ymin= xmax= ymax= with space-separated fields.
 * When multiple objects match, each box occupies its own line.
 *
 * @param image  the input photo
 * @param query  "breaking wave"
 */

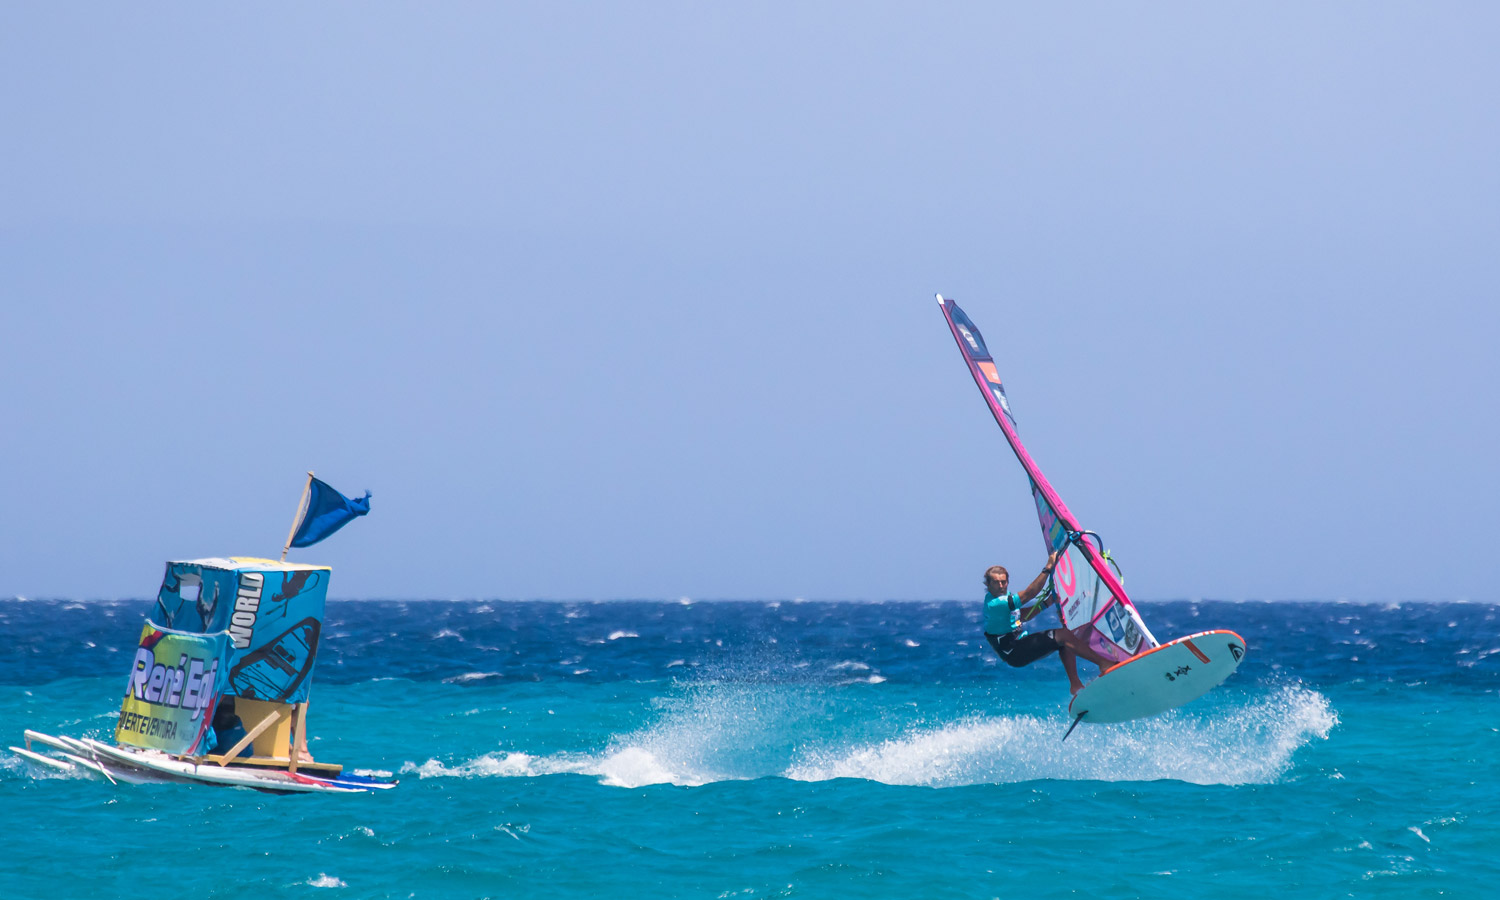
xmin=402 ymin=684 xmax=1336 ymax=789
xmin=787 ymin=686 xmax=1335 ymax=786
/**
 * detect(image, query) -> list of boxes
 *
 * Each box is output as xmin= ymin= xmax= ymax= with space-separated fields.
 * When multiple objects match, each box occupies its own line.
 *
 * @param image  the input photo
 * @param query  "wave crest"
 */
xmin=402 ymin=684 xmax=1335 ymax=789
xmin=402 ymin=747 xmax=708 ymax=788
xmin=788 ymin=686 xmax=1335 ymax=786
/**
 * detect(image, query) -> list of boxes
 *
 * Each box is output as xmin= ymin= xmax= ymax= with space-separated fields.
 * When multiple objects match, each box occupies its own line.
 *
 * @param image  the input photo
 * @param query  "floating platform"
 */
xmin=14 ymin=730 xmax=395 ymax=794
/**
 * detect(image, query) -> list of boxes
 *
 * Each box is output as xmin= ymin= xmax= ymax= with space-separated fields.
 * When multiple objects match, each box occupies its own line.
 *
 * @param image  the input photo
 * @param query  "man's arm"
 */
xmin=1016 ymin=551 xmax=1060 ymax=604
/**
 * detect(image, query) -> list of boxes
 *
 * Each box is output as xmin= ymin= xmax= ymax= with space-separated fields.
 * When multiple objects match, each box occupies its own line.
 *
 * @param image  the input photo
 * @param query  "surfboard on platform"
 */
xmin=9 ymin=744 xmax=73 ymax=772
xmin=936 ymin=295 xmax=1248 ymax=732
xmin=11 ymin=729 xmax=393 ymax=792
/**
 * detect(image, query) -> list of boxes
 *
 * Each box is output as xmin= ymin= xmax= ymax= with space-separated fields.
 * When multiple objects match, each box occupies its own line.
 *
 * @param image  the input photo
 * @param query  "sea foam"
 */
xmin=402 ymin=684 xmax=1335 ymax=789
xmin=787 ymin=685 xmax=1336 ymax=787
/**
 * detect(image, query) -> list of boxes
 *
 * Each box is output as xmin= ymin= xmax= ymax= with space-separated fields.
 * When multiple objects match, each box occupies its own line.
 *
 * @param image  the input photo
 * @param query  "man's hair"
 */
xmin=984 ymin=565 xmax=1008 ymax=581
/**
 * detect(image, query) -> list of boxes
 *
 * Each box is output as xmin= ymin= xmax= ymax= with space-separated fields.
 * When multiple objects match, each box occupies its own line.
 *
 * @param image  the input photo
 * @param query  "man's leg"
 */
xmin=295 ymin=701 xmax=314 ymax=763
xmin=985 ymin=633 xmax=1012 ymax=664
xmin=1053 ymin=627 xmax=1119 ymax=673
xmin=1058 ymin=646 xmax=1084 ymax=695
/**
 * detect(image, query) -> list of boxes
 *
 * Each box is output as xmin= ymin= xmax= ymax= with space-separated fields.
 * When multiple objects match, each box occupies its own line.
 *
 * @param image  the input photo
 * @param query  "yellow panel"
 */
xmin=235 ymin=698 xmax=293 ymax=760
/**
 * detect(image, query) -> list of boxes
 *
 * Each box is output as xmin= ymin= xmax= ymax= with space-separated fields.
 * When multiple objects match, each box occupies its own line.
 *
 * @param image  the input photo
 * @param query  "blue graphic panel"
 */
xmin=151 ymin=559 xmax=330 ymax=703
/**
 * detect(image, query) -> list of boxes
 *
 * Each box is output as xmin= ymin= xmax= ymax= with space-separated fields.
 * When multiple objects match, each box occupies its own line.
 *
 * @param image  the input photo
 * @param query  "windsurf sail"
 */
xmin=937 ymin=295 xmax=1157 ymax=663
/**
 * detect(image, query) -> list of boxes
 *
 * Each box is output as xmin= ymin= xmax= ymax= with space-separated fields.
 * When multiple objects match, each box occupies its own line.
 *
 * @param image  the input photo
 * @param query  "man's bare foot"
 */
xmin=1069 ymin=682 xmax=1083 ymax=697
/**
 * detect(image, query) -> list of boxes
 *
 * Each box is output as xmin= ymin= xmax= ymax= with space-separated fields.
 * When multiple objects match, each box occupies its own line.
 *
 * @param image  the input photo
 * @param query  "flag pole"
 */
xmin=281 ymin=471 xmax=315 ymax=562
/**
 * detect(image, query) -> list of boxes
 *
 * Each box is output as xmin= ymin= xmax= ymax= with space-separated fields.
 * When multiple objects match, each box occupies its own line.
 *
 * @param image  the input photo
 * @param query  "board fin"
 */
xmin=1062 ymin=711 xmax=1087 ymax=742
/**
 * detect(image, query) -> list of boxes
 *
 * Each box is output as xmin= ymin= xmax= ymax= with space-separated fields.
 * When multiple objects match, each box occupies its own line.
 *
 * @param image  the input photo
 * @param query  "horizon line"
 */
xmin=5 ymin=595 xmax=1493 ymax=605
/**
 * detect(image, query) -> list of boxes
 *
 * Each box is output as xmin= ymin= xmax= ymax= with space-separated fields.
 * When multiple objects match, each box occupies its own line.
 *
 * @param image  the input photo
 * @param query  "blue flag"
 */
xmin=290 ymin=477 xmax=371 ymax=548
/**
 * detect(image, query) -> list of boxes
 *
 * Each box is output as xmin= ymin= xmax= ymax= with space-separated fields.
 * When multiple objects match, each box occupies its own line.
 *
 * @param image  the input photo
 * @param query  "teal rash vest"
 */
xmin=983 ymin=591 xmax=1045 ymax=636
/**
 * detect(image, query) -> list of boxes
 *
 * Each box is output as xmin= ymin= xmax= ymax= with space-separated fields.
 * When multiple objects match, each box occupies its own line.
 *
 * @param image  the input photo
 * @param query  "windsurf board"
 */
xmin=1068 ymin=629 xmax=1246 ymax=725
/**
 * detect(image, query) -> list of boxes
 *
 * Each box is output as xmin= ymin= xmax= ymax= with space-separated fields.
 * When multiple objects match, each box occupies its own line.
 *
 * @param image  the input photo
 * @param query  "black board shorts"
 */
xmin=986 ymin=629 xmax=1063 ymax=668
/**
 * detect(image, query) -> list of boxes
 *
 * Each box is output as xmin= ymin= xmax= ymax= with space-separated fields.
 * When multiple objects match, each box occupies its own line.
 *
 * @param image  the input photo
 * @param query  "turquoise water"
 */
xmin=3 ymin=600 xmax=1496 ymax=897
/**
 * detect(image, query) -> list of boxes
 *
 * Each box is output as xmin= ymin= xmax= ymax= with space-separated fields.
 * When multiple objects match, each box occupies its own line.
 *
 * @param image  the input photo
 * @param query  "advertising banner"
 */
xmin=115 ymin=622 xmax=232 ymax=756
xmin=153 ymin=559 xmax=330 ymax=704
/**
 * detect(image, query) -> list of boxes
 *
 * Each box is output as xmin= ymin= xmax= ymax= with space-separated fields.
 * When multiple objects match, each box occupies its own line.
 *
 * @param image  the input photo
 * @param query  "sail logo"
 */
xmin=1055 ymin=552 xmax=1077 ymax=596
xmin=228 ymin=572 xmax=265 ymax=650
xmin=1104 ymin=605 xmax=1127 ymax=642
xmin=1100 ymin=605 xmax=1141 ymax=652
xmin=991 ymin=386 xmax=1015 ymax=419
xmin=958 ymin=325 xmax=981 ymax=353
xmin=127 ymin=651 xmax=220 ymax=721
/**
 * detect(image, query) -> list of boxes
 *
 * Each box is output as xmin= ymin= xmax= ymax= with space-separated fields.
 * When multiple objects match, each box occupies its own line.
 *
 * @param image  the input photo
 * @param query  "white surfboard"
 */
xmin=9 ymin=745 xmax=75 ymax=772
xmin=14 ymin=731 xmax=396 ymax=792
xmin=77 ymin=739 xmax=372 ymax=793
xmin=1067 ymin=630 xmax=1247 ymax=727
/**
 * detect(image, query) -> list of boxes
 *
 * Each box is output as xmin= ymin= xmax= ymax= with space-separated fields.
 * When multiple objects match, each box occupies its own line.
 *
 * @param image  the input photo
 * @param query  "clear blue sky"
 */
xmin=2 ymin=4 xmax=1496 ymax=601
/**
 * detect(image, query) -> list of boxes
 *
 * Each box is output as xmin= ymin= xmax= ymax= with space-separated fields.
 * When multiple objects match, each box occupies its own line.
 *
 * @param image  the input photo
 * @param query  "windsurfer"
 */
xmin=982 ymin=552 xmax=1121 ymax=695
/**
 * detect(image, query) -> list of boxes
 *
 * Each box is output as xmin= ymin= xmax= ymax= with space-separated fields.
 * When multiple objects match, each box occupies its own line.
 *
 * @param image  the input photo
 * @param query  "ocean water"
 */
xmin=2 ymin=598 xmax=1496 ymax=898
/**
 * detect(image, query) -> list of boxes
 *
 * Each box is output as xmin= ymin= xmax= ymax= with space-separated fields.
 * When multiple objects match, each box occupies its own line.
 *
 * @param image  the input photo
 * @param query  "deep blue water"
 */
xmin=3 ymin=598 xmax=1498 ymax=898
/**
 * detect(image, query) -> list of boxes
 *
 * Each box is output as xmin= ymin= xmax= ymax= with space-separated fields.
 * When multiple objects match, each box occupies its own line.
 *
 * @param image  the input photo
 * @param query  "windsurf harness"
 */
xmin=937 ymin=295 xmax=1158 ymax=663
